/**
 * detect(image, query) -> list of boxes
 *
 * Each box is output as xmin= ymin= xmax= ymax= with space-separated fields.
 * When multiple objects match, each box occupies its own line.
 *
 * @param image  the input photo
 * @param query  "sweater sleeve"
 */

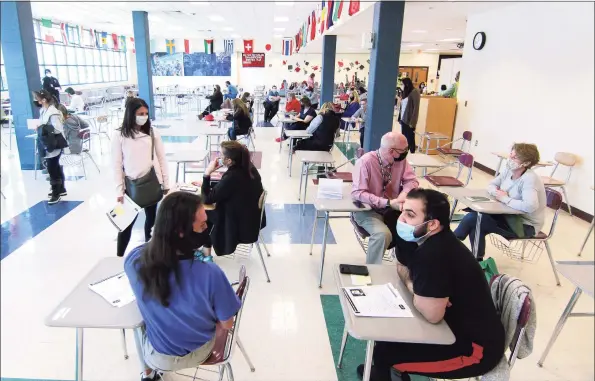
xmin=500 ymin=174 xmax=542 ymax=213
xmin=487 ymin=172 xmax=505 ymax=196
xmin=112 ymin=133 xmax=125 ymax=197
xmin=306 ymin=115 xmax=323 ymax=134
xmin=152 ymin=129 xmax=170 ymax=190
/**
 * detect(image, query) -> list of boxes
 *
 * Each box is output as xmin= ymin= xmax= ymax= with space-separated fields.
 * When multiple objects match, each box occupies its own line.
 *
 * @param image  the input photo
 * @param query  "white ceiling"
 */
xmin=30 ymin=1 xmax=508 ymax=54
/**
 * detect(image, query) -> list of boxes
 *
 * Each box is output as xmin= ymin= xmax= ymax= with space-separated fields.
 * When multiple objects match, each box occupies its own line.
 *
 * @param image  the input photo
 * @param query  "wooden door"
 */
xmin=411 ymin=67 xmax=428 ymax=89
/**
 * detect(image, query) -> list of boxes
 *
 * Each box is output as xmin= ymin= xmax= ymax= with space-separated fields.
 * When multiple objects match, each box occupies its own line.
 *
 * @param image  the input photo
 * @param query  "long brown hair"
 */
xmin=221 ymin=141 xmax=253 ymax=178
xmin=232 ymin=98 xmax=249 ymax=116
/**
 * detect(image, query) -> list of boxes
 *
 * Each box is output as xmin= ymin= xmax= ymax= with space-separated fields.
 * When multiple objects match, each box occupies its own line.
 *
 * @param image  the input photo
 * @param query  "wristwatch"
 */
xmin=386 ymin=198 xmax=391 ymax=209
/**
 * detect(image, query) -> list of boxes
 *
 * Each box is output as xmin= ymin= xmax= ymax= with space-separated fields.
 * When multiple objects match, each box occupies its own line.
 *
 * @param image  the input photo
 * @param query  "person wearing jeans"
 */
xmin=454 ymin=143 xmax=546 ymax=260
xmin=351 ymin=132 xmax=420 ymax=264
xmin=399 ymin=78 xmax=420 ymax=153
xmin=33 ymin=89 xmax=66 ymax=204
xmin=113 ymin=98 xmax=170 ymax=257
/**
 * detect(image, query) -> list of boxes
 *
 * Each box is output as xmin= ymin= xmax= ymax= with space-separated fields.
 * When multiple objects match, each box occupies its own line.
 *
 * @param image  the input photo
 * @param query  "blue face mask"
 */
xmin=396 ymin=220 xmax=430 ymax=243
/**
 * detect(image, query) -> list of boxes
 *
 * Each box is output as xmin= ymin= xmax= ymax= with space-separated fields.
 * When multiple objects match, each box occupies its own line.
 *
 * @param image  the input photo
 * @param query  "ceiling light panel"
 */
xmin=208 ymin=15 xmax=224 ymax=22
xmin=274 ymin=17 xmax=289 ymax=22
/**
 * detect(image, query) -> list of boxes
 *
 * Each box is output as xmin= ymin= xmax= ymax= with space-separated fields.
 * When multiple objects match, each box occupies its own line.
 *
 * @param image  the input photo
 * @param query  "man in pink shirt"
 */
xmin=352 ymin=132 xmax=420 ymax=263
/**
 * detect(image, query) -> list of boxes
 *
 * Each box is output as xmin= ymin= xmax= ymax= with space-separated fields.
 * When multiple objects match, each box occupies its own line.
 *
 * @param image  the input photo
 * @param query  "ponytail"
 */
xmin=220 ymin=141 xmax=253 ymax=178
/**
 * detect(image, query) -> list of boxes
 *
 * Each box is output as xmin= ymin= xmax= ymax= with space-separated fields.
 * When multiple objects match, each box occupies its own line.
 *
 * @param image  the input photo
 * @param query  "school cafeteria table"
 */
xmin=276 ymin=116 xmax=296 ymax=152
xmin=439 ymin=187 xmax=523 ymax=258
xmin=196 ymin=126 xmax=229 ymax=155
xmin=340 ymin=117 xmax=363 ymax=144
xmin=415 ymin=131 xmax=450 ymax=155
xmin=334 ymin=264 xmax=456 ymax=381
xmin=538 ymin=261 xmax=594 ymax=366
xmin=166 ymin=149 xmax=209 ymax=182
xmin=407 ymin=153 xmax=446 ymax=176
xmin=285 ymin=130 xmax=312 ymax=176
xmin=45 ymin=257 xmax=144 ymax=381
xmin=309 ymin=186 xmax=370 ymax=287
xmin=491 ymin=151 xmax=554 ymax=177
xmin=296 ymin=150 xmax=335 ymax=212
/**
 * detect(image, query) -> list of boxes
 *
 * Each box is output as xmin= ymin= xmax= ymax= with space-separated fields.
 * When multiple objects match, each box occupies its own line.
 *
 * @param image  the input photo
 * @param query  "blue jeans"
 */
xmin=228 ymin=127 xmax=237 ymax=140
xmin=224 ymin=93 xmax=235 ymax=100
xmin=453 ymin=211 xmax=535 ymax=260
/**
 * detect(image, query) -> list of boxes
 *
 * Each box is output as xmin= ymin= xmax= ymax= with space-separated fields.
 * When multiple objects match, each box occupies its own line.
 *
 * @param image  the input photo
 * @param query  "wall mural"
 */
xmin=150 ymin=52 xmax=232 ymax=77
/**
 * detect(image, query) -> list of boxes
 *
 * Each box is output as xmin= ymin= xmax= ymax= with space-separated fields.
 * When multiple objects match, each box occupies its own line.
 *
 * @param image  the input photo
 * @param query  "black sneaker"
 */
xmin=356 ymin=364 xmax=396 ymax=381
xmin=140 ymin=370 xmax=163 ymax=381
xmin=48 ymin=190 xmax=67 ymax=197
xmin=47 ymin=194 xmax=62 ymax=205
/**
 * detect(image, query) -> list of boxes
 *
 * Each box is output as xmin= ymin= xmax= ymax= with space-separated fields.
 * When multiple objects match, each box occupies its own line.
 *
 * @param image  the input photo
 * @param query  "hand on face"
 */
xmin=205 ymin=159 xmax=222 ymax=175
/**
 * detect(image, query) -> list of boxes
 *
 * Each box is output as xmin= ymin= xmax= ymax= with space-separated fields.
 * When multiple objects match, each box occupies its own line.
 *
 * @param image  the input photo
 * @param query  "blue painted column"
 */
xmin=364 ymin=1 xmax=404 ymax=152
xmin=132 ymin=11 xmax=155 ymax=119
xmin=1 ymin=1 xmax=41 ymax=170
xmin=320 ymin=35 xmax=337 ymax=105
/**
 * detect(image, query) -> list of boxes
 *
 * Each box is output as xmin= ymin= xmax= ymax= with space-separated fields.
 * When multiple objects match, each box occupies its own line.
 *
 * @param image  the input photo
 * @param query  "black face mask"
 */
xmin=33 ymin=100 xmax=42 ymax=108
xmin=177 ymin=231 xmax=207 ymax=256
xmin=394 ymin=151 xmax=408 ymax=162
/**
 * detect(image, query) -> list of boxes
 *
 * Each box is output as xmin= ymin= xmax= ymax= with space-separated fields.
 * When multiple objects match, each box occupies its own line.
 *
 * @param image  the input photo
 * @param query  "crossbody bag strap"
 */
xmin=150 ymin=127 xmax=155 ymax=161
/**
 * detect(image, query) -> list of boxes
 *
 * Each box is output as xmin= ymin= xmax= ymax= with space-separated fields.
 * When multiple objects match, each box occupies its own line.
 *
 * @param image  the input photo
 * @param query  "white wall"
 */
xmin=455 ymin=2 xmax=594 ymax=213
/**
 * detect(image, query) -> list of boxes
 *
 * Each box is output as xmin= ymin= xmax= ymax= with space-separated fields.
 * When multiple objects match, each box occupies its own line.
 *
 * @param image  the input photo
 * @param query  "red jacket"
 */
xmin=285 ymin=98 xmax=301 ymax=113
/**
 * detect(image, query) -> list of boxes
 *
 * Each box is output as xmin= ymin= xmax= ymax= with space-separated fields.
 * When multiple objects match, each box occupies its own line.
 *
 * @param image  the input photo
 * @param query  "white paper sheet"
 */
xmin=27 ymin=119 xmax=39 ymax=130
xmin=342 ymin=283 xmax=414 ymax=318
xmin=317 ymin=178 xmax=343 ymax=200
xmin=88 ymin=272 xmax=136 ymax=308
xmin=351 ymin=275 xmax=372 ymax=286
xmin=106 ymin=195 xmax=140 ymax=232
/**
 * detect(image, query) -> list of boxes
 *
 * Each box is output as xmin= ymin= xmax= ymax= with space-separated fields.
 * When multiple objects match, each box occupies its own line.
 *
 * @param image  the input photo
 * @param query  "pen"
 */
xmin=342 ymin=289 xmax=360 ymax=314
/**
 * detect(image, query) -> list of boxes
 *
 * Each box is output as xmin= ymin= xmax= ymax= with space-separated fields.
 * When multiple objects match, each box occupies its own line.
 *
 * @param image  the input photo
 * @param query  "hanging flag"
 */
xmin=224 ymin=39 xmax=234 ymax=55
xmin=184 ymin=39 xmax=190 ymax=54
xmin=59 ymin=23 xmax=68 ymax=45
xmin=41 ymin=18 xmax=54 ymax=42
xmin=243 ymin=39 xmax=253 ymax=54
xmin=41 ymin=18 xmax=52 ymax=28
xmin=101 ymin=32 xmax=108 ymax=48
xmin=130 ymin=37 xmax=136 ymax=53
xmin=327 ymin=1 xmax=335 ymax=29
xmin=333 ymin=0 xmax=343 ymax=22
xmin=120 ymin=36 xmax=127 ymax=52
xmin=78 ymin=25 xmax=84 ymax=45
xmin=112 ymin=34 xmax=119 ymax=50
xmin=166 ymin=39 xmax=175 ymax=54
xmin=310 ymin=11 xmax=317 ymax=41
xmin=348 ymin=0 xmax=360 ymax=16
xmin=204 ymin=39 xmax=214 ymax=54
xmin=282 ymin=38 xmax=293 ymax=56
xmin=320 ymin=3 xmax=327 ymax=35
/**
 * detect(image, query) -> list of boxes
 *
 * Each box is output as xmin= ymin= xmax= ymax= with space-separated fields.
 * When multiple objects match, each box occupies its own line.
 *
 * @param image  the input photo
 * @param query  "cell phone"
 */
xmin=339 ymin=264 xmax=369 ymax=276
xmin=353 ymin=200 xmax=364 ymax=208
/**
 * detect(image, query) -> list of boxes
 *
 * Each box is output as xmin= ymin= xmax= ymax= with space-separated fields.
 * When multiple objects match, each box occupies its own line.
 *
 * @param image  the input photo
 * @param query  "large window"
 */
xmin=32 ymin=19 xmax=128 ymax=87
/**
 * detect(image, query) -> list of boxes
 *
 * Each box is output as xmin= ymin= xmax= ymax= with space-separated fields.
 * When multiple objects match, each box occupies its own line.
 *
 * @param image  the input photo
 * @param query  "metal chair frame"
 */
xmin=60 ymin=128 xmax=101 ymax=180
xmin=543 ymin=154 xmax=576 ymax=216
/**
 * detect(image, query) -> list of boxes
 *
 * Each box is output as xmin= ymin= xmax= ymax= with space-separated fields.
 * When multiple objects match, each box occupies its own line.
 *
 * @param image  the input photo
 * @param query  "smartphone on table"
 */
xmin=339 ymin=264 xmax=369 ymax=276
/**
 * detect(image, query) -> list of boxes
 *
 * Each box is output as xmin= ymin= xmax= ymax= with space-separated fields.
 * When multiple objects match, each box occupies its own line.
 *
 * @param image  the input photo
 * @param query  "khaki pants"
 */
xmin=353 ymin=210 xmax=395 ymax=264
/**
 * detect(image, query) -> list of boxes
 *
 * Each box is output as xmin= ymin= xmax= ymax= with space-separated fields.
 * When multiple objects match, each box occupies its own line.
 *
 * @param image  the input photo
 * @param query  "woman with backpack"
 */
xmin=33 ymin=89 xmax=67 ymax=205
xmin=112 ymin=98 xmax=170 ymax=257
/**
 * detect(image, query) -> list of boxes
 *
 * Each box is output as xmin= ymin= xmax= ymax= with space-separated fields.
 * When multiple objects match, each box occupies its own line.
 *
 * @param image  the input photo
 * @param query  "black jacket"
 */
xmin=202 ymin=165 xmax=266 ymax=255
xmin=295 ymin=111 xmax=340 ymax=152
xmin=208 ymin=91 xmax=224 ymax=111
xmin=227 ymin=110 xmax=252 ymax=136
xmin=42 ymin=76 xmax=61 ymax=97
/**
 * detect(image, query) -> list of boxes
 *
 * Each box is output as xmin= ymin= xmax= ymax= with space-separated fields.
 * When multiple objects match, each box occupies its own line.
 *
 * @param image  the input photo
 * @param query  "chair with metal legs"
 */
xmin=488 ymin=188 xmax=564 ymax=286
xmin=225 ymin=190 xmax=271 ymax=283
xmin=60 ymin=128 xmax=101 ymax=180
xmin=578 ymin=187 xmax=594 ymax=256
xmin=172 ymin=266 xmax=256 ymax=381
xmin=540 ymin=152 xmax=577 ymax=216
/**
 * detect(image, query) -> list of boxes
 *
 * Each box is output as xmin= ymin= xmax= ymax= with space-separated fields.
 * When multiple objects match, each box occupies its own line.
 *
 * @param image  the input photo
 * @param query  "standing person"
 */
xmin=33 ymin=90 xmax=67 ymax=204
xmin=112 ymin=98 xmax=170 ymax=257
xmin=400 ymin=77 xmax=420 ymax=153
xmin=64 ymin=87 xmax=86 ymax=113
xmin=198 ymin=85 xmax=223 ymax=120
xmin=224 ymin=81 xmax=238 ymax=100
xmin=42 ymin=69 xmax=61 ymax=104
xmin=352 ymin=98 xmax=367 ymax=148
xmin=351 ymin=132 xmax=419 ymax=264
xmin=307 ymin=73 xmax=315 ymax=89
xmin=226 ymin=98 xmax=252 ymax=141
xmin=124 ymin=192 xmax=241 ymax=381
xmin=358 ymin=86 xmax=368 ymax=101
xmin=275 ymin=96 xmax=317 ymax=142
xmin=263 ymin=85 xmax=281 ymax=123
xmin=440 ymin=71 xmax=460 ymax=98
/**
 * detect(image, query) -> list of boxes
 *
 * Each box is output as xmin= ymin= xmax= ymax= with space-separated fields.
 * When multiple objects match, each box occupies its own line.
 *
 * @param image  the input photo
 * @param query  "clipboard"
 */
xmin=106 ymin=195 xmax=141 ymax=232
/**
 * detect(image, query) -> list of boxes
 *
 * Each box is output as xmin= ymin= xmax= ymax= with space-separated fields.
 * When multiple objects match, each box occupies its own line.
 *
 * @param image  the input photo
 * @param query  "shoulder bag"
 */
xmin=124 ymin=128 xmax=163 ymax=208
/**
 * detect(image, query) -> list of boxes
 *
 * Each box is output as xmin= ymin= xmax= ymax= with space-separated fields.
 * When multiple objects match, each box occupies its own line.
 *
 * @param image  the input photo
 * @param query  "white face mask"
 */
xmin=506 ymin=160 xmax=523 ymax=171
xmin=136 ymin=115 xmax=149 ymax=126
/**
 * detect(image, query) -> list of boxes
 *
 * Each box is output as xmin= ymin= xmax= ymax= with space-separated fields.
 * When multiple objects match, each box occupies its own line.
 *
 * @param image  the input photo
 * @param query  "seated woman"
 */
xmin=226 ymin=98 xmax=252 ymax=140
xmin=124 ymin=191 xmax=241 ymax=381
xmin=56 ymin=104 xmax=90 ymax=155
xmin=275 ymin=97 xmax=317 ymax=142
xmin=64 ymin=87 xmax=86 ymax=113
xmin=240 ymin=92 xmax=253 ymax=113
xmin=294 ymin=102 xmax=340 ymax=152
xmin=454 ymin=143 xmax=546 ymax=261
xmin=340 ymin=90 xmax=360 ymax=130
xmin=199 ymin=85 xmax=223 ymax=119
xmin=195 ymin=141 xmax=266 ymax=259
xmin=285 ymin=92 xmax=301 ymax=114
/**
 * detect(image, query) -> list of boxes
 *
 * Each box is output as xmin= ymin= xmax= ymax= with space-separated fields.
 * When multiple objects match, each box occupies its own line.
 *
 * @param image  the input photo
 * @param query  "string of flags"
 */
xmin=39 ymin=18 xmax=131 ymax=52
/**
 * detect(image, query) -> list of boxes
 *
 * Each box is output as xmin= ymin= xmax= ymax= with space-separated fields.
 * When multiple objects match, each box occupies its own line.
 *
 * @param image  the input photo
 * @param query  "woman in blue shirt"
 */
xmin=125 ymin=192 xmax=241 ymax=381
xmin=340 ymin=90 xmax=361 ymax=130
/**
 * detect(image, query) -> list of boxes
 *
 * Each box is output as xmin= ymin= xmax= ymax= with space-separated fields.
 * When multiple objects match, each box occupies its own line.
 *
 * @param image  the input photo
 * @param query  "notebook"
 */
xmin=88 ymin=272 xmax=136 ymax=308
xmin=317 ymin=178 xmax=343 ymax=200
xmin=342 ymin=283 xmax=413 ymax=318
xmin=106 ymin=195 xmax=140 ymax=232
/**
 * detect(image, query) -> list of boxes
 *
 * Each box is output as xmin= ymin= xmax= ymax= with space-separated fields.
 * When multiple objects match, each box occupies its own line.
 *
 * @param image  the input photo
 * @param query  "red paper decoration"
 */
xmin=265 ymin=44 xmax=272 ymax=51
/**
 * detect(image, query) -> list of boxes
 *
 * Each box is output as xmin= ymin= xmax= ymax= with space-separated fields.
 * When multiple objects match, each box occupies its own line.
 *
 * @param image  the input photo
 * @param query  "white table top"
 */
xmin=166 ymin=149 xmax=209 ymax=163
xmin=45 ymin=258 xmax=143 ymax=329
xmin=415 ymin=132 xmax=449 ymax=140
xmin=314 ymin=186 xmax=370 ymax=212
xmin=341 ymin=117 xmax=363 ymax=123
xmin=440 ymin=188 xmax=523 ymax=215
xmin=196 ymin=127 xmax=229 ymax=136
xmin=334 ymin=264 xmax=455 ymax=344
xmin=285 ymin=130 xmax=312 ymax=138
xmin=277 ymin=118 xmax=296 ymax=123
xmin=491 ymin=151 xmax=554 ymax=167
xmin=556 ymin=261 xmax=594 ymax=298
xmin=297 ymin=150 xmax=335 ymax=164
xmin=407 ymin=153 xmax=445 ymax=168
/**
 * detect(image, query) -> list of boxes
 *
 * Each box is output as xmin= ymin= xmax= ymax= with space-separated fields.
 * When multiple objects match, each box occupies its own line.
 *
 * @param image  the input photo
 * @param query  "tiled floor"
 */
xmin=0 ymin=107 xmax=593 ymax=381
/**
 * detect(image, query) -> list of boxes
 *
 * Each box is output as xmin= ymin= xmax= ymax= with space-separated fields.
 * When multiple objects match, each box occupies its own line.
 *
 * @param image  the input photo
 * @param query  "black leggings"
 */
xmin=263 ymin=102 xmax=279 ymax=122
xmin=116 ymin=203 xmax=158 ymax=257
xmin=372 ymin=340 xmax=501 ymax=381
xmin=46 ymin=152 xmax=66 ymax=195
xmin=400 ymin=121 xmax=416 ymax=153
